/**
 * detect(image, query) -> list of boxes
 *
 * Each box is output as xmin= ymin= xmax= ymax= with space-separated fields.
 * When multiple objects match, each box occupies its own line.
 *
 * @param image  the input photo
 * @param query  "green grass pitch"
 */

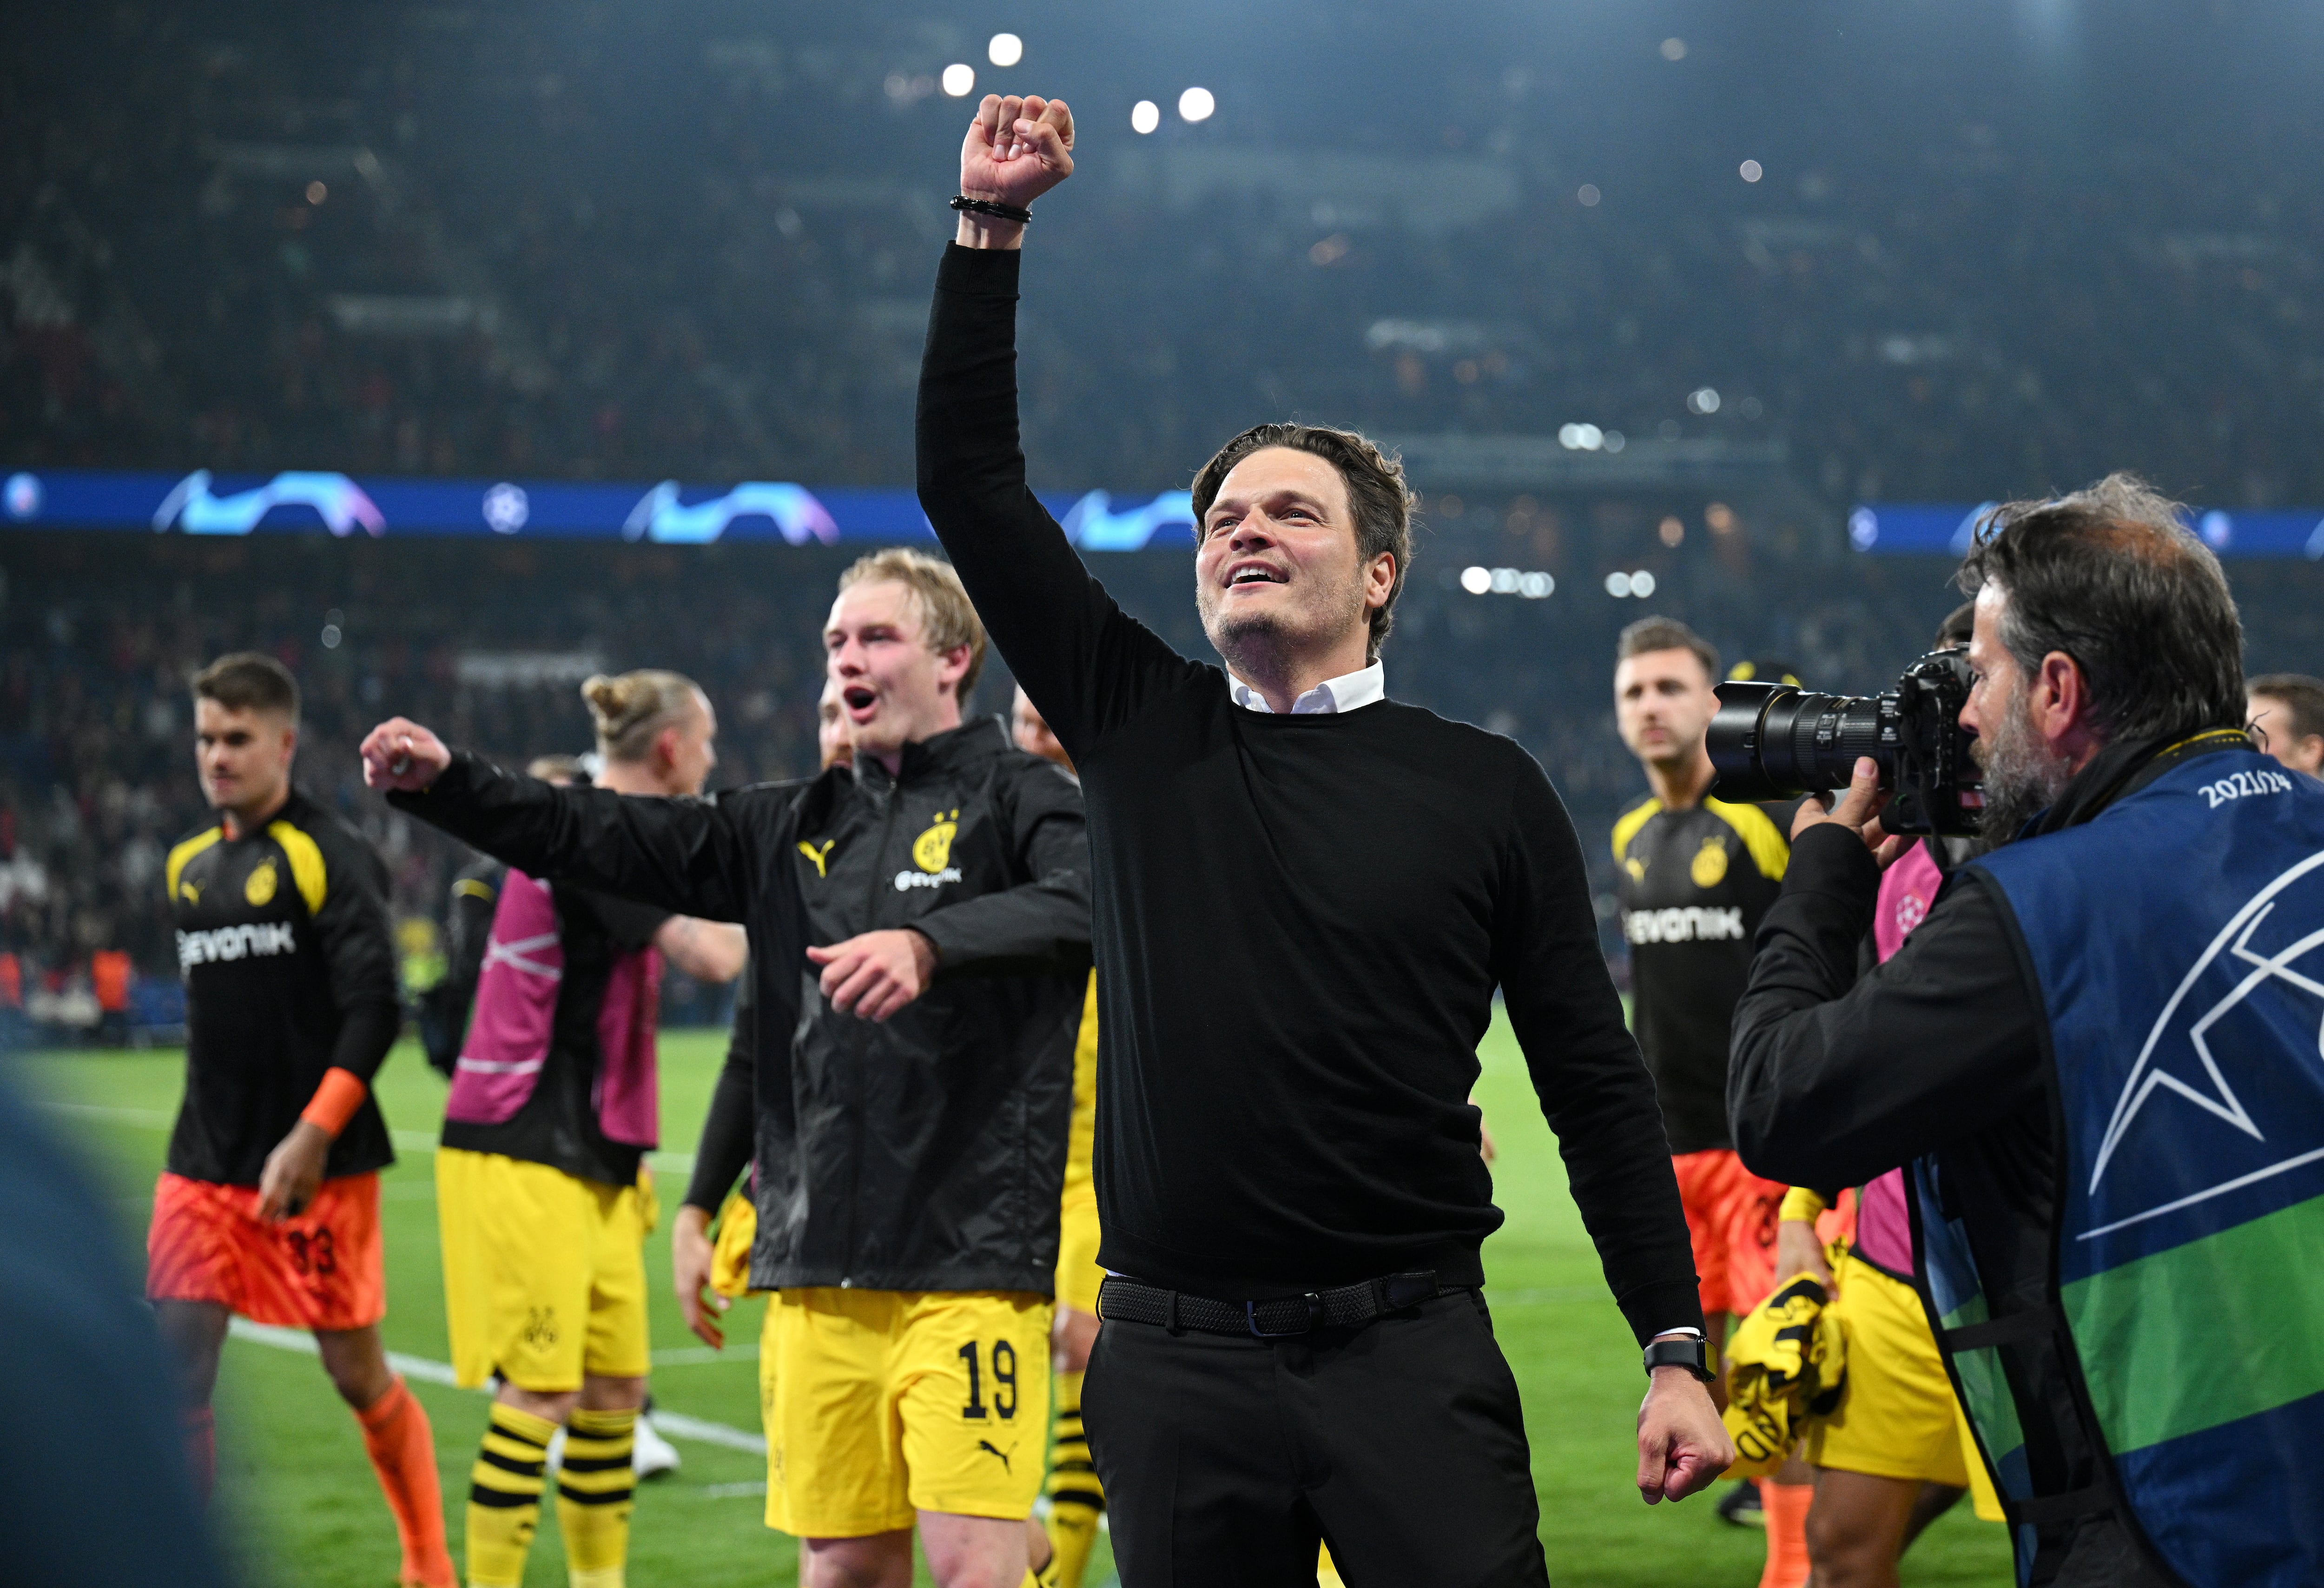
xmin=20 ymin=1020 xmax=2009 ymax=1586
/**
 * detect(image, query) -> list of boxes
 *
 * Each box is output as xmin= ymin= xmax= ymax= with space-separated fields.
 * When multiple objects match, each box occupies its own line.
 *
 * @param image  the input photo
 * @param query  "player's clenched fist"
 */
xmin=958 ymin=93 xmax=1074 ymax=240
xmin=358 ymin=717 xmax=453 ymax=791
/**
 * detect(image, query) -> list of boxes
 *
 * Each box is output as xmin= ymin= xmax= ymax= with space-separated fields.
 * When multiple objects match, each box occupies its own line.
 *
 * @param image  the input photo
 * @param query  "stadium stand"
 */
xmin=9 ymin=2 xmax=2324 ymax=1043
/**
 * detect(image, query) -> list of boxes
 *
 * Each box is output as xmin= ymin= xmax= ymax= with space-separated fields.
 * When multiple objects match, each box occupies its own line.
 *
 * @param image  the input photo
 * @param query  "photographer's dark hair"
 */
xmin=1191 ymin=423 xmax=1413 ymax=664
xmin=2249 ymin=673 xmax=2324 ymax=747
xmin=1957 ymin=474 xmax=2245 ymax=745
xmin=1617 ymin=615 xmax=1721 ymax=682
xmin=192 ymin=652 xmax=300 ymax=720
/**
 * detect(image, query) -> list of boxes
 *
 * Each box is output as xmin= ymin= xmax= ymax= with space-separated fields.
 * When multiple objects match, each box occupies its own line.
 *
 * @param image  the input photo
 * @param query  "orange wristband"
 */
xmin=299 ymin=1067 xmax=369 ymax=1138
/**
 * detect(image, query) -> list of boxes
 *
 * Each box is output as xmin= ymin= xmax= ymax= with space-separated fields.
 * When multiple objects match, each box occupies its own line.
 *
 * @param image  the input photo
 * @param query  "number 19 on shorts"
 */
xmin=957 ymin=1339 xmax=1019 ymax=1422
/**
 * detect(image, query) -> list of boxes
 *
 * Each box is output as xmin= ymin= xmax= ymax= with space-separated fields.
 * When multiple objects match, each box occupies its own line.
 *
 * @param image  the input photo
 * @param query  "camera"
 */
xmin=1706 ymin=648 xmax=1983 ymax=836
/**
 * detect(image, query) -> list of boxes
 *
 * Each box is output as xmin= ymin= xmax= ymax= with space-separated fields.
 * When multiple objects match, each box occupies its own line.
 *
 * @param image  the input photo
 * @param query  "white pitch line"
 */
xmin=225 ymin=1319 xmax=766 ymax=1454
xmin=652 ymin=1343 xmax=760 ymax=1366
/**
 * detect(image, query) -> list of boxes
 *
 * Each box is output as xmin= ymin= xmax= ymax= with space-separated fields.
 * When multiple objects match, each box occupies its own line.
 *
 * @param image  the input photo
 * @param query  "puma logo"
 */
xmin=977 ymin=1439 xmax=1014 ymax=1474
xmin=797 ymin=839 xmax=836 ymax=878
xmin=180 ymin=880 xmax=203 ymax=903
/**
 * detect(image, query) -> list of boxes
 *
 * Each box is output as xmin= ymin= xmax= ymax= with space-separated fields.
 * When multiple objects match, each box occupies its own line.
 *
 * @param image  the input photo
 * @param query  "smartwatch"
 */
xmin=1643 ymin=1336 xmax=1716 ymax=1383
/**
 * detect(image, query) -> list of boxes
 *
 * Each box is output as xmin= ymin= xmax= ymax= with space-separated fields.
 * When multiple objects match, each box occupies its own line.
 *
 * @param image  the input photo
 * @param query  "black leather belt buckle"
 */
xmin=1248 ymin=1292 xmax=1324 ymax=1337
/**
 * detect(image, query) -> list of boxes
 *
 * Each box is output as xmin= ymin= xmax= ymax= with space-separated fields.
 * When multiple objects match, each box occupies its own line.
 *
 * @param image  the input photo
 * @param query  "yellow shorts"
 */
xmin=1055 ymin=1179 xmax=1103 ymax=1317
xmin=761 ymin=1287 xmax=1053 ymax=1538
xmin=436 ymin=1147 xmax=651 ymax=1393
xmin=1806 ymin=1252 xmax=2003 ymax=1521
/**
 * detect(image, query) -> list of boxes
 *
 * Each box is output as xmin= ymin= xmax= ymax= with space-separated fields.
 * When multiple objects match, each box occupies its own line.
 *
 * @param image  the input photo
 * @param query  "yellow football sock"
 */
xmin=555 ymin=1407 xmax=637 ymax=1588
xmin=1043 ymin=1370 xmax=1105 ymax=1588
xmin=465 ymin=1403 xmax=555 ymax=1588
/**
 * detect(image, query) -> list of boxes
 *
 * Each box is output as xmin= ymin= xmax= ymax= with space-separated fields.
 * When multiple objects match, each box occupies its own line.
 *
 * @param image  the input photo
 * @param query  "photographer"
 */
xmin=1728 ymin=475 xmax=2324 ymax=1588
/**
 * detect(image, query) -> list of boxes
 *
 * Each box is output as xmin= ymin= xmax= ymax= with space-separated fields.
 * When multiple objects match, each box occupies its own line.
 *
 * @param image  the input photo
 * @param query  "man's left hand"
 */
xmin=808 ymin=929 xmax=939 ymax=1021
xmin=1789 ymin=755 xmax=1914 ymax=868
xmin=257 ymin=1120 xmax=331 ymax=1221
xmin=1637 ymin=1363 xmax=1734 ymax=1504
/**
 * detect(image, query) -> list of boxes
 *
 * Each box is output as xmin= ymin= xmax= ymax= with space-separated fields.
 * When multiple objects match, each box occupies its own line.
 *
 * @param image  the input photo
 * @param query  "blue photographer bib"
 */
xmin=1924 ymin=745 xmax=2324 ymax=1587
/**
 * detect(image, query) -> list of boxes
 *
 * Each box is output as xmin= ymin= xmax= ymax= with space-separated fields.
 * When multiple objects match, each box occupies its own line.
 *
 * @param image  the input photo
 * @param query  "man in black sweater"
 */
xmin=918 ymin=92 xmax=1728 ymax=1587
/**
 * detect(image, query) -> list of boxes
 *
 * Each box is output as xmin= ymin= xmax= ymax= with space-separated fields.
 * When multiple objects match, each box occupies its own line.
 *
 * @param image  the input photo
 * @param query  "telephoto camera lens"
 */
xmin=1706 ymin=682 xmax=1888 ymax=803
xmin=1706 ymin=649 xmax=1982 ymax=835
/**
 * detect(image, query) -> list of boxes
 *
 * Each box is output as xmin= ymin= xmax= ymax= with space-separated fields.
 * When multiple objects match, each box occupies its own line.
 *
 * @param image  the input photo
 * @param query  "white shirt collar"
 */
xmin=1228 ymin=661 xmax=1386 ymax=715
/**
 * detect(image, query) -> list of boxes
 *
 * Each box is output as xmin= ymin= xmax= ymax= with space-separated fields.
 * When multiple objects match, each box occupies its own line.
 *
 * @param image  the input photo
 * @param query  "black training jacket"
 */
xmin=389 ymin=716 xmax=1092 ymax=1294
xmin=165 ymin=787 xmax=401 ymax=1185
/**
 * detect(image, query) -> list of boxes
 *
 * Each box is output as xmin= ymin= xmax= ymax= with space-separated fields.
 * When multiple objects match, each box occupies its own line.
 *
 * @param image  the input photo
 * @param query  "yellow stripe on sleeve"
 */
xmin=1611 ymin=797 xmax=1661 ymax=865
xmin=266 ymin=820 xmax=329 ymax=915
xmin=1705 ymin=798 xmax=1790 ymax=880
xmin=165 ymin=827 xmax=223 ymax=901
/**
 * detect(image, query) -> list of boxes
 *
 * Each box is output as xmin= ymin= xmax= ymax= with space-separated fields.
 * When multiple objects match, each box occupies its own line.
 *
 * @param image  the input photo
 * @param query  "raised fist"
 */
xmin=358 ymin=716 xmax=452 ymax=792
xmin=959 ymin=93 xmax=1075 ymax=218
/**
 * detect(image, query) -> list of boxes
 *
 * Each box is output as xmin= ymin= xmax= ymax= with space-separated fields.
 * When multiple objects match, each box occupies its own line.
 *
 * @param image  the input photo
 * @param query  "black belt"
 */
xmin=1097 ymin=1271 xmax=1459 ymax=1338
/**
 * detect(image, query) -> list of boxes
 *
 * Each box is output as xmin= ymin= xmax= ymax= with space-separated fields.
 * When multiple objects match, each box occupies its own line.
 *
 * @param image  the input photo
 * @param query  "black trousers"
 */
xmin=1083 ymin=1289 xmax=1552 ymax=1588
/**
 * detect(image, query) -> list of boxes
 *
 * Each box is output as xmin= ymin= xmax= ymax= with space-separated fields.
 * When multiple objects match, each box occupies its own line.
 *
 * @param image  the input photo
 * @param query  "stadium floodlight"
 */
xmin=1490 ymin=567 xmax=1520 ymax=594
xmin=1179 ymin=86 xmax=1215 ymax=123
xmin=1605 ymin=571 xmax=1632 ymax=598
xmin=1459 ymin=565 xmax=1492 ymax=595
xmin=1577 ymin=184 xmax=1601 ymax=207
xmin=1131 ymin=99 xmax=1161 ymax=135
xmin=1631 ymin=569 xmax=1658 ymax=597
xmin=1688 ymin=385 xmax=1721 ymax=414
xmin=942 ymin=63 xmax=976 ymax=97
xmin=1740 ymin=159 xmax=1764 ymax=183
xmin=988 ymin=33 xmax=1023 ymax=67
xmin=1660 ymin=37 xmax=1687 ymax=60
xmin=1518 ymin=572 xmax=1554 ymax=599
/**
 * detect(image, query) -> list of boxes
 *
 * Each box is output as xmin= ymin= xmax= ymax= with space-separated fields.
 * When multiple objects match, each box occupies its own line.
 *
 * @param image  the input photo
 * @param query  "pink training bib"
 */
xmin=1855 ymin=840 xmax=1950 ymax=1274
xmin=447 ymin=869 xmax=563 ymax=1126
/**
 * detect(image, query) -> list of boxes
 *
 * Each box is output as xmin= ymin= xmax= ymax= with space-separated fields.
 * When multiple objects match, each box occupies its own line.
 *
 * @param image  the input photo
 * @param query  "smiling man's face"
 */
xmin=1194 ymin=446 xmax=1383 ymax=678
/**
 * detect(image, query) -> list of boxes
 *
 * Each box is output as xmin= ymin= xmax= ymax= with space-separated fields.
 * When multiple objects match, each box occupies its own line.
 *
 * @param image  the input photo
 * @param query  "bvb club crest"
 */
xmin=1690 ymin=835 xmax=1729 ymax=889
xmin=245 ymin=859 xmax=279 ymax=906
xmin=912 ymin=809 xmax=960 ymax=874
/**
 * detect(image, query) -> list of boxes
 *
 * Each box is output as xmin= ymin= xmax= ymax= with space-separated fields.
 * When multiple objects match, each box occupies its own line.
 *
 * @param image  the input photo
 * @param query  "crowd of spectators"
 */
xmin=7 ymin=509 xmax=2320 ymax=1046
xmin=11 ymin=3 xmax=2324 ymax=1040
xmin=9 ymin=4 xmax=2324 ymax=505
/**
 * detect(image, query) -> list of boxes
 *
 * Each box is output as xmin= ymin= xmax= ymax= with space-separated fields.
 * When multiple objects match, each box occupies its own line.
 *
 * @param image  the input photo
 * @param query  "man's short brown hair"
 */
xmin=2248 ymin=673 xmax=2324 ymax=748
xmin=839 ymin=547 xmax=989 ymax=702
xmin=1616 ymin=616 xmax=1720 ymax=682
xmin=192 ymin=652 xmax=299 ymax=720
xmin=1190 ymin=423 xmax=1413 ymax=664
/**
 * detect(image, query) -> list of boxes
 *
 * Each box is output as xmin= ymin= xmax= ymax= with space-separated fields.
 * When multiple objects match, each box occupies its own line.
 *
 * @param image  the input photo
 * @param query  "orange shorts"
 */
xmin=146 ymin=1171 xmax=386 ymax=1331
xmin=1671 ymin=1149 xmax=1789 ymax=1319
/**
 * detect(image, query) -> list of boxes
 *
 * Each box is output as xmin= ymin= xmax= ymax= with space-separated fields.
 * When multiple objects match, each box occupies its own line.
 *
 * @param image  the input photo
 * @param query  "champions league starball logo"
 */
xmin=152 ymin=470 xmax=386 ymax=536
xmin=2080 ymin=849 xmax=2324 ymax=1241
